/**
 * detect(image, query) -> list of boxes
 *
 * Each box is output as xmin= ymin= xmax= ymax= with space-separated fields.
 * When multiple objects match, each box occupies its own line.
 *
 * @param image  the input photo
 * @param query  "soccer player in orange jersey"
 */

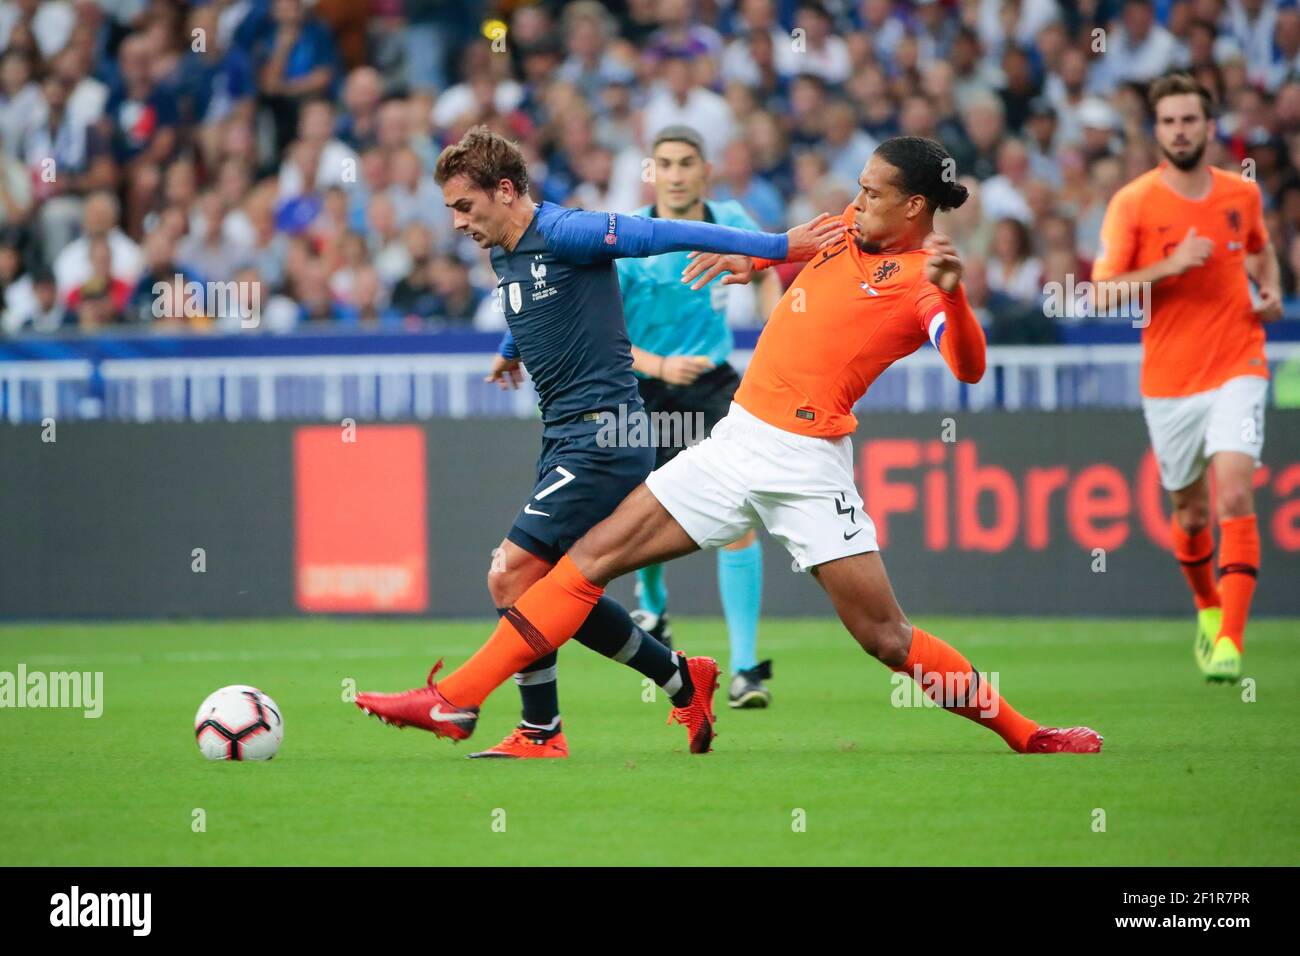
xmin=1091 ymin=74 xmax=1282 ymax=682
xmin=358 ymin=137 xmax=1102 ymax=755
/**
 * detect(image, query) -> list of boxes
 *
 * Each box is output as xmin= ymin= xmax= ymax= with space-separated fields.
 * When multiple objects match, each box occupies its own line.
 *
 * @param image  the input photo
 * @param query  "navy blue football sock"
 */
xmin=572 ymin=597 xmax=693 ymax=707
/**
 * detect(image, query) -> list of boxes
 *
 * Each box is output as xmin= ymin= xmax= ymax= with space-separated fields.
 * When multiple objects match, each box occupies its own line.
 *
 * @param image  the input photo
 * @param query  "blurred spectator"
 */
xmin=2 ymin=261 xmax=62 ymax=333
xmin=177 ymin=191 xmax=245 ymax=283
xmin=278 ymin=98 xmax=358 ymax=198
xmin=428 ymin=253 xmax=483 ymax=326
xmin=389 ymin=227 xmax=438 ymax=322
xmin=987 ymin=217 xmax=1043 ymax=306
xmin=556 ymin=0 xmax=635 ymax=103
xmin=981 ymin=139 xmax=1035 ymax=224
xmin=0 ymin=0 xmax=75 ymax=60
xmin=387 ymin=146 xmax=448 ymax=230
xmin=776 ymin=1 xmax=849 ymax=85
xmin=369 ymin=194 xmax=412 ymax=285
xmin=1094 ymin=1 xmax=1181 ymax=88
xmin=0 ymin=128 xmax=32 ymax=226
xmin=720 ymin=0 xmax=786 ymax=87
xmin=0 ymin=49 xmax=42 ymax=159
xmin=936 ymin=176 xmax=994 ymax=260
xmin=178 ymin=1 xmax=255 ymax=165
xmin=819 ymin=99 xmax=878 ymax=186
xmin=67 ymin=235 xmax=130 ymax=327
xmin=402 ymin=0 xmax=482 ymax=94
xmin=642 ymin=52 xmax=735 ymax=162
xmin=336 ymin=66 xmax=383 ymax=151
xmin=126 ymin=227 xmax=181 ymax=325
xmin=3 ymin=0 xmax=1300 ymax=340
xmin=857 ymin=0 xmax=909 ymax=65
xmin=53 ymin=190 xmax=142 ymax=298
xmin=252 ymin=0 xmax=342 ymax=155
xmin=711 ymin=139 xmax=784 ymax=232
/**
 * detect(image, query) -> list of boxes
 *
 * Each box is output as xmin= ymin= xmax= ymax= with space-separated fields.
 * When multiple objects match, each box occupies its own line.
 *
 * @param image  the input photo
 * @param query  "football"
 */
xmin=193 ymin=685 xmax=284 ymax=761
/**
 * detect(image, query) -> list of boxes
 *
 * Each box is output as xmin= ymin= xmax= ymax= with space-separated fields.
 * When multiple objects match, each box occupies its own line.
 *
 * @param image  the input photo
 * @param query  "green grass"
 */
xmin=1 ymin=616 xmax=1297 ymax=866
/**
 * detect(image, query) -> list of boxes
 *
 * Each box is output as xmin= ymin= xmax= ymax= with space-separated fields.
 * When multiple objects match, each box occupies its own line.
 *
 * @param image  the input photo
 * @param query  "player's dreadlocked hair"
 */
xmin=435 ymin=125 xmax=530 ymax=197
xmin=873 ymin=136 xmax=969 ymax=212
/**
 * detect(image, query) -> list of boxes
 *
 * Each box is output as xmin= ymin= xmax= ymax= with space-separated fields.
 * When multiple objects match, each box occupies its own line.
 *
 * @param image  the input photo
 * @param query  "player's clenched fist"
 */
xmin=659 ymin=355 xmax=715 ymax=385
xmin=922 ymin=232 xmax=963 ymax=292
xmin=1254 ymin=283 xmax=1284 ymax=323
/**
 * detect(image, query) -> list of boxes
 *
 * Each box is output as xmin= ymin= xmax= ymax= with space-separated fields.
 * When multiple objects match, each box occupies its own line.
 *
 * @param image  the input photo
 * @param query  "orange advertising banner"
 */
xmin=294 ymin=425 xmax=428 ymax=613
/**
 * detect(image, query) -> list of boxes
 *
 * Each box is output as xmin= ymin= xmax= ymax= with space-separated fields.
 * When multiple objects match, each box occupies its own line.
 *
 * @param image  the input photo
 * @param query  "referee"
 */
xmin=616 ymin=125 xmax=780 ymax=708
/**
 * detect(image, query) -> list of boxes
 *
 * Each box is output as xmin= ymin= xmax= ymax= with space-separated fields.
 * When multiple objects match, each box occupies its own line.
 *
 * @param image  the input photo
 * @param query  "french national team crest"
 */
xmin=508 ymin=282 xmax=523 ymax=313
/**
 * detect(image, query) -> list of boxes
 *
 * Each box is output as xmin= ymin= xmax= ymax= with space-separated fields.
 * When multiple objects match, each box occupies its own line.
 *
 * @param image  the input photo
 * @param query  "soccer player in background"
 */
xmin=1091 ymin=74 xmax=1281 ymax=682
xmin=355 ymin=126 xmax=844 ymax=757
xmin=618 ymin=125 xmax=781 ymax=708
xmin=359 ymin=137 xmax=1103 ymax=756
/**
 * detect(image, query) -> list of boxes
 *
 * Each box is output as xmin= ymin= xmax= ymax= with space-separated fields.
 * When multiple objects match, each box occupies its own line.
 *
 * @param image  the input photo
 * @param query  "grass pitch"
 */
xmin=1 ymin=616 xmax=1297 ymax=866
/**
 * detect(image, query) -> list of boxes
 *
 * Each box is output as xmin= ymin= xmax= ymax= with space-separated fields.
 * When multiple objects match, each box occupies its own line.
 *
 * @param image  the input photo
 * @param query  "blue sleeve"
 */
xmin=499 ymin=330 xmax=519 ymax=360
xmin=538 ymin=206 xmax=788 ymax=263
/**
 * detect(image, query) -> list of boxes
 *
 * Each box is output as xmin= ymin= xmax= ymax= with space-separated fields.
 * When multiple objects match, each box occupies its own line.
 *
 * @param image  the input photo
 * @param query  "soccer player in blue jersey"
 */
xmin=617 ymin=126 xmax=777 ymax=708
xmin=355 ymin=126 xmax=843 ymax=757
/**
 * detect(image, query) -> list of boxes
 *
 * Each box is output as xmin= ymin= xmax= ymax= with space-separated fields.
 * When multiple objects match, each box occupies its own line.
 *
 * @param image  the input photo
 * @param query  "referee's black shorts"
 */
xmin=636 ymin=362 xmax=742 ymax=469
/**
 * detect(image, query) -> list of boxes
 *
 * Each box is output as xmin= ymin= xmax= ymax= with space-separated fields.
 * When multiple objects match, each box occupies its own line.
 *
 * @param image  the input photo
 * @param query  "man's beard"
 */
xmin=856 ymin=235 xmax=881 ymax=254
xmin=1162 ymin=139 xmax=1207 ymax=171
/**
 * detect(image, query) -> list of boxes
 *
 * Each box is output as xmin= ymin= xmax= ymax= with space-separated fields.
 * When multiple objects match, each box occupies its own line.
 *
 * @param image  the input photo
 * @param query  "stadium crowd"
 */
xmin=1 ymin=0 xmax=1300 ymax=340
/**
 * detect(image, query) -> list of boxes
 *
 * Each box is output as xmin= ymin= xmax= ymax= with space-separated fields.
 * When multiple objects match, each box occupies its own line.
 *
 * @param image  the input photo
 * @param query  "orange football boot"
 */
xmin=668 ymin=654 xmax=720 ymax=754
xmin=467 ymin=725 xmax=569 ymax=759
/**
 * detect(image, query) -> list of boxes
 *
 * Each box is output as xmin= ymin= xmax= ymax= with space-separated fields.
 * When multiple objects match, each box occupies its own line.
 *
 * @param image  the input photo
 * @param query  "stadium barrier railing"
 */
xmin=3 ymin=330 xmax=1300 ymax=424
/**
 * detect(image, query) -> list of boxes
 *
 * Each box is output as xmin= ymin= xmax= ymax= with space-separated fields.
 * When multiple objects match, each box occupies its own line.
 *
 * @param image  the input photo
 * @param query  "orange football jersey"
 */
xmin=736 ymin=206 xmax=973 ymax=438
xmin=1092 ymin=164 xmax=1268 ymax=398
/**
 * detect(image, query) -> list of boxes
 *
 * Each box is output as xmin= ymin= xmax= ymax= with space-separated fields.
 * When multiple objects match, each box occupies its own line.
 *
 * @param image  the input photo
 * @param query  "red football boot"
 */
xmin=1025 ymin=726 xmax=1103 ymax=754
xmin=354 ymin=659 xmax=479 ymax=742
xmin=667 ymin=654 xmax=720 ymax=754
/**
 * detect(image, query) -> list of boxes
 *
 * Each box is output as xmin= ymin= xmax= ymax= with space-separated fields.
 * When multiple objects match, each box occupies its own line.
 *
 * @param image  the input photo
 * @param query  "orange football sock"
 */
xmin=1216 ymin=515 xmax=1259 ymax=653
xmin=892 ymin=626 xmax=1039 ymax=752
xmin=1170 ymin=515 xmax=1219 ymax=610
xmin=439 ymin=555 xmax=604 ymax=708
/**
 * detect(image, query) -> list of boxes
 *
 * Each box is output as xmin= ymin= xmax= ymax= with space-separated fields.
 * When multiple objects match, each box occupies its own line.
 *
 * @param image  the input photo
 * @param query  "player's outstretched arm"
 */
xmin=922 ymin=232 xmax=985 ymax=385
xmin=540 ymin=206 xmax=846 ymax=265
xmin=680 ymin=212 xmax=848 ymax=289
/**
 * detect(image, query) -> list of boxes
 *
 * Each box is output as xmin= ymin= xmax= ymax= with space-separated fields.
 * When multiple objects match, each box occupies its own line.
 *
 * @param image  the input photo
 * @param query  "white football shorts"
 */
xmin=1141 ymin=374 xmax=1268 ymax=491
xmin=645 ymin=402 xmax=877 ymax=571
